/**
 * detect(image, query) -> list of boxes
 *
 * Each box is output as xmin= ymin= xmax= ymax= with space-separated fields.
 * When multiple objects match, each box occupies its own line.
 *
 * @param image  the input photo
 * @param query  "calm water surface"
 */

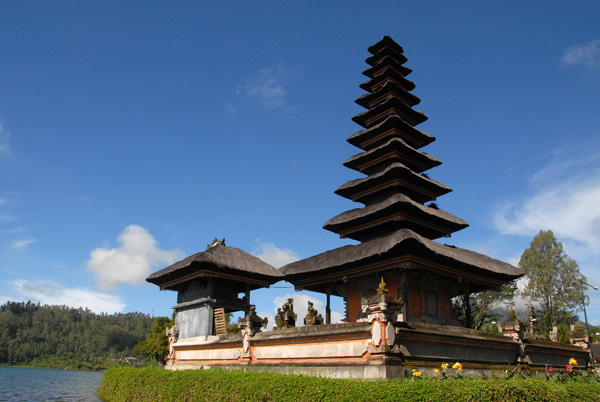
xmin=0 ymin=367 xmax=104 ymax=402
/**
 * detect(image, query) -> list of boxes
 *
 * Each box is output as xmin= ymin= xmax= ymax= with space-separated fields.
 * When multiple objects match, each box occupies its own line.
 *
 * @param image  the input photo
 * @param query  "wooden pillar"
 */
xmin=400 ymin=272 xmax=408 ymax=322
xmin=245 ymin=283 xmax=251 ymax=315
xmin=326 ymin=287 xmax=331 ymax=325
xmin=464 ymin=285 xmax=472 ymax=329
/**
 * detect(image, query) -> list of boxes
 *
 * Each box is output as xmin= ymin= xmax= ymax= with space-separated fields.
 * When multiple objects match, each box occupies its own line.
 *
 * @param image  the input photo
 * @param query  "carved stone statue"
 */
xmin=501 ymin=306 xmax=522 ymax=341
xmin=304 ymin=301 xmax=324 ymax=326
xmin=237 ymin=305 xmax=268 ymax=336
xmin=166 ymin=325 xmax=179 ymax=357
xmin=526 ymin=304 xmax=539 ymax=336
xmin=274 ymin=298 xmax=297 ymax=329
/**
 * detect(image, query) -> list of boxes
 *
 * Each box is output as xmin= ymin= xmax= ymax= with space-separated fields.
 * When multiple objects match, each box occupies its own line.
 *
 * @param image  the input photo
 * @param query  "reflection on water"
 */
xmin=0 ymin=367 xmax=104 ymax=402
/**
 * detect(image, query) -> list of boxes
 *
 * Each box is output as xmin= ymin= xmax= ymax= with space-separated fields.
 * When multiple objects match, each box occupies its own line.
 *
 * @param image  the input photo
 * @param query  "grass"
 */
xmin=97 ymin=366 xmax=600 ymax=402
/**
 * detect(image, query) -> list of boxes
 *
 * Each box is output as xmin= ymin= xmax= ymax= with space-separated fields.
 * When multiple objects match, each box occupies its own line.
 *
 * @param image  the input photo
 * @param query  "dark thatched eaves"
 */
xmin=355 ymin=80 xmax=421 ymax=110
xmin=343 ymin=137 xmax=441 ymax=175
xmin=352 ymin=95 xmax=427 ymax=129
xmin=281 ymin=228 xmax=524 ymax=292
xmin=347 ymin=114 xmax=435 ymax=151
xmin=146 ymin=244 xmax=284 ymax=291
xmin=323 ymin=193 xmax=468 ymax=241
xmin=335 ymin=161 xmax=452 ymax=204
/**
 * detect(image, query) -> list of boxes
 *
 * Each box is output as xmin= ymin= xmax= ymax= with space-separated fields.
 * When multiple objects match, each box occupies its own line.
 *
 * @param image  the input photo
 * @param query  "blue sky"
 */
xmin=1 ymin=2 xmax=600 ymax=327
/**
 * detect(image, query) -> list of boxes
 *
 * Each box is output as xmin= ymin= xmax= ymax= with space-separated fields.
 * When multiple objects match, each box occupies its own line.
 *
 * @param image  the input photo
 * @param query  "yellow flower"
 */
xmin=412 ymin=369 xmax=417 ymax=372
xmin=569 ymin=358 xmax=577 ymax=367
xmin=412 ymin=371 xmax=422 ymax=377
xmin=441 ymin=363 xmax=449 ymax=371
xmin=452 ymin=362 xmax=463 ymax=372
xmin=434 ymin=368 xmax=440 ymax=375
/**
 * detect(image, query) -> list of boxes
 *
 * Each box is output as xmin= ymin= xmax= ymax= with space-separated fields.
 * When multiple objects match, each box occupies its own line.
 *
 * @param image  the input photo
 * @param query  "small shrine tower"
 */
xmin=147 ymin=238 xmax=283 ymax=340
xmin=282 ymin=36 xmax=524 ymax=326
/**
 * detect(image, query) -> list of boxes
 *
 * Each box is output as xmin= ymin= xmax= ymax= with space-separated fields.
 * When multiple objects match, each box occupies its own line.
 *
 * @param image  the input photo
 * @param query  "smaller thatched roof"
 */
xmin=323 ymin=193 xmax=468 ymax=241
xmin=347 ymin=114 xmax=435 ymax=151
xmin=343 ymin=136 xmax=441 ymax=174
xmin=146 ymin=243 xmax=284 ymax=291
xmin=352 ymin=96 xmax=428 ymax=128
xmin=335 ymin=161 xmax=452 ymax=204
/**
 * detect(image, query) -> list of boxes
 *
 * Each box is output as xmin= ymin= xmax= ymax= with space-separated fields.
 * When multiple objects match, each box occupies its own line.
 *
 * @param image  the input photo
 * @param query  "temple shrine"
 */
xmin=146 ymin=36 xmax=592 ymax=378
xmin=281 ymin=36 xmax=523 ymax=328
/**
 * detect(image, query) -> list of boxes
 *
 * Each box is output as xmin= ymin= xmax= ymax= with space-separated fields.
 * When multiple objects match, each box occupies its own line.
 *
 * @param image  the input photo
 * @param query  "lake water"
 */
xmin=0 ymin=367 xmax=104 ymax=402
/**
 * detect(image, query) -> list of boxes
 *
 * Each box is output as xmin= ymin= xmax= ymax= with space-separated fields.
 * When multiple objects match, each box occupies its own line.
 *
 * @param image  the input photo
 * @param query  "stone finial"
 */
xmin=304 ymin=301 xmax=324 ymax=326
xmin=377 ymin=277 xmax=388 ymax=294
xmin=570 ymin=323 xmax=589 ymax=349
xmin=207 ymin=237 xmax=226 ymax=249
xmin=502 ymin=305 xmax=522 ymax=341
xmin=526 ymin=304 xmax=539 ymax=336
xmin=274 ymin=298 xmax=297 ymax=330
xmin=237 ymin=305 xmax=268 ymax=335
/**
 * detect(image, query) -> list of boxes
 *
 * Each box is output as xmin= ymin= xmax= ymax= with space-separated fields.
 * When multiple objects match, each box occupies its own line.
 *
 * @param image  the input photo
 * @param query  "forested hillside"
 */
xmin=0 ymin=301 xmax=159 ymax=370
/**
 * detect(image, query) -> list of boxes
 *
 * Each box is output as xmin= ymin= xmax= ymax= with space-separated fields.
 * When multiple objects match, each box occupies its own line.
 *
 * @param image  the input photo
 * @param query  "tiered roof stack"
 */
xmin=324 ymin=36 xmax=468 ymax=242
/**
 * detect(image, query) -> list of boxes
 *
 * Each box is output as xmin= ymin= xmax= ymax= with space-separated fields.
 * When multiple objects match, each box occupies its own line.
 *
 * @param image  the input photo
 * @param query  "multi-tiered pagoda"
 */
xmin=282 ymin=36 xmax=523 ymax=326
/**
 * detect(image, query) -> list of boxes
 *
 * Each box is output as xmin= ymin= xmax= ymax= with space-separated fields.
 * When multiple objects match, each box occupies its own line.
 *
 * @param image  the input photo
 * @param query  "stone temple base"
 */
xmin=165 ymin=322 xmax=592 ymax=380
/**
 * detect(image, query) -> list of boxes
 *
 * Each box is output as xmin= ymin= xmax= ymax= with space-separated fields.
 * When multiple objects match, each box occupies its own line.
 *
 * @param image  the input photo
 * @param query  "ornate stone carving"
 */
xmin=570 ymin=323 xmax=589 ymax=349
xmin=501 ymin=306 xmax=522 ymax=341
xmin=206 ymin=237 xmax=225 ymax=249
xmin=274 ymin=298 xmax=297 ymax=330
xmin=166 ymin=325 xmax=179 ymax=357
xmin=304 ymin=301 xmax=324 ymax=326
xmin=526 ymin=304 xmax=539 ymax=336
xmin=363 ymin=278 xmax=401 ymax=350
xmin=237 ymin=304 xmax=268 ymax=336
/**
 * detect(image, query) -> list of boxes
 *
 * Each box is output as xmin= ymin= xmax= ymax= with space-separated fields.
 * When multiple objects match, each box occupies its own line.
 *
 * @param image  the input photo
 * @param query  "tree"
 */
xmin=451 ymin=281 xmax=517 ymax=330
xmin=133 ymin=316 xmax=174 ymax=365
xmin=519 ymin=230 xmax=585 ymax=333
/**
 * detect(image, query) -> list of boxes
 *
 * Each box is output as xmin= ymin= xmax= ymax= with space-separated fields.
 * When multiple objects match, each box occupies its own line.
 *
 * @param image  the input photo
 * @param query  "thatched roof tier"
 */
xmin=347 ymin=114 xmax=435 ymax=151
xmin=343 ymin=137 xmax=441 ymax=175
xmin=355 ymin=80 xmax=420 ymax=110
xmin=362 ymin=56 xmax=412 ymax=80
xmin=359 ymin=66 xmax=416 ymax=94
xmin=352 ymin=96 xmax=427 ymax=129
xmin=323 ymin=193 xmax=468 ymax=241
xmin=146 ymin=244 xmax=284 ymax=291
xmin=280 ymin=229 xmax=524 ymax=294
xmin=365 ymin=44 xmax=408 ymax=67
xmin=367 ymin=36 xmax=406 ymax=57
xmin=335 ymin=162 xmax=451 ymax=204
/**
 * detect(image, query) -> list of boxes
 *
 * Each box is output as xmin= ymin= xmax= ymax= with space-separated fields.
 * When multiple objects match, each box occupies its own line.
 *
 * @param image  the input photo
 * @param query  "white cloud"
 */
xmin=252 ymin=240 xmax=299 ymax=268
xmin=236 ymin=64 xmax=294 ymax=110
xmin=0 ymin=124 xmax=9 ymax=155
xmin=5 ymin=279 xmax=126 ymax=314
xmin=494 ymin=144 xmax=600 ymax=259
xmin=11 ymin=238 xmax=36 ymax=252
xmin=86 ymin=224 xmax=183 ymax=291
xmin=562 ymin=38 xmax=600 ymax=69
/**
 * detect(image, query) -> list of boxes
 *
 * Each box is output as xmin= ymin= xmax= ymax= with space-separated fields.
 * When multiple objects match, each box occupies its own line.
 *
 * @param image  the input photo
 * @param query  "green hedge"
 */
xmin=98 ymin=367 xmax=600 ymax=402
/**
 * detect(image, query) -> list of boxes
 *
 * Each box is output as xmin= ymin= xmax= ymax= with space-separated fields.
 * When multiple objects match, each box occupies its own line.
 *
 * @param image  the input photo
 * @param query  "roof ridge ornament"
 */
xmin=207 ymin=237 xmax=226 ymax=250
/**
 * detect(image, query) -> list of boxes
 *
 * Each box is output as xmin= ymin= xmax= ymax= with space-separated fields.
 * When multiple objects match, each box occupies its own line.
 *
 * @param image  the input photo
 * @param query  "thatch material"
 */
xmin=335 ymin=161 xmax=452 ymax=204
xmin=147 ymin=244 xmax=283 ymax=290
xmin=362 ymin=56 xmax=412 ymax=79
xmin=359 ymin=66 xmax=416 ymax=94
xmin=347 ymin=114 xmax=435 ymax=151
xmin=281 ymin=228 xmax=524 ymax=280
xmin=367 ymin=35 xmax=405 ymax=57
xmin=365 ymin=43 xmax=407 ymax=66
xmin=323 ymin=193 xmax=468 ymax=240
xmin=352 ymin=96 xmax=427 ymax=128
xmin=343 ymin=137 xmax=441 ymax=174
